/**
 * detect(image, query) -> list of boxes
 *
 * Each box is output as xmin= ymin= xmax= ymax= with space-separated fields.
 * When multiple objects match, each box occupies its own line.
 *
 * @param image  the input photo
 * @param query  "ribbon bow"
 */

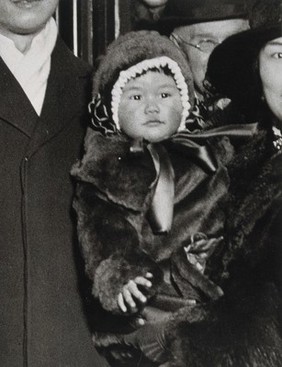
xmin=170 ymin=123 xmax=259 ymax=173
xmin=130 ymin=123 xmax=258 ymax=234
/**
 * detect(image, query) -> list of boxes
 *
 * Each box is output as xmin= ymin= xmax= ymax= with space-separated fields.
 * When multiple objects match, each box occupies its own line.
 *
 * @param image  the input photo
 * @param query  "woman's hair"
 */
xmin=234 ymin=51 xmax=274 ymax=126
xmin=240 ymin=56 xmax=263 ymax=121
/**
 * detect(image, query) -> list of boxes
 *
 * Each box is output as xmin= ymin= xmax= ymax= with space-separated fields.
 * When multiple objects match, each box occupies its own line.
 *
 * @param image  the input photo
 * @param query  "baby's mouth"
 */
xmin=144 ymin=120 xmax=164 ymax=126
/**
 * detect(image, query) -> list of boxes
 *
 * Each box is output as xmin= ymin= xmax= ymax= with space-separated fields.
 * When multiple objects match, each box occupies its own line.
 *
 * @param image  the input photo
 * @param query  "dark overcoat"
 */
xmin=0 ymin=38 xmax=108 ymax=367
xmin=162 ymin=130 xmax=282 ymax=367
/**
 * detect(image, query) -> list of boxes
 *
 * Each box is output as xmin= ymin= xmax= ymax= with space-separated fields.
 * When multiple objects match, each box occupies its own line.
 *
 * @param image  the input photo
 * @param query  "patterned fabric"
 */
xmin=186 ymin=93 xmax=232 ymax=132
xmin=88 ymin=93 xmax=118 ymax=136
xmin=272 ymin=126 xmax=282 ymax=151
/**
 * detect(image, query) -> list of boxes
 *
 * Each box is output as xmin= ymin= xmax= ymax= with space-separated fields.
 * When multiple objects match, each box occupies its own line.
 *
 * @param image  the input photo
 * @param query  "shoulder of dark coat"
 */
xmin=218 ymin=135 xmax=282 ymax=280
xmin=52 ymin=36 xmax=93 ymax=78
xmin=227 ymin=129 xmax=273 ymax=173
xmin=227 ymin=130 xmax=282 ymax=205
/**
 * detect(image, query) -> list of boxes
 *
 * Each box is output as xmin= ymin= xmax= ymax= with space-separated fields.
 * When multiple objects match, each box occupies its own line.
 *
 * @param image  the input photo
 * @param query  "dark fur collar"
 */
xmin=71 ymin=130 xmax=156 ymax=211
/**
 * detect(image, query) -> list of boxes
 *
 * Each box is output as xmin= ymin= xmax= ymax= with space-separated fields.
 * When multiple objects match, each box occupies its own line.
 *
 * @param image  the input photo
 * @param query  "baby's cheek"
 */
xmin=171 ymin=104 xmax=183 ymax=119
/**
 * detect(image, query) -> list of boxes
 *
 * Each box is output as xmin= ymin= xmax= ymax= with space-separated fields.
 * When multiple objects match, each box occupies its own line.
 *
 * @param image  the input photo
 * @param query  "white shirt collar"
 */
xmin=0 ymin=17 xmax=58 ymax=115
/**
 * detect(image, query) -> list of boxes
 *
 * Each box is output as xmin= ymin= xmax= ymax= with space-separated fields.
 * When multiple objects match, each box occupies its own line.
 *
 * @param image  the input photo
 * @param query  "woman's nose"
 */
xmin=145 ymin=99 xmax=160 ymax=114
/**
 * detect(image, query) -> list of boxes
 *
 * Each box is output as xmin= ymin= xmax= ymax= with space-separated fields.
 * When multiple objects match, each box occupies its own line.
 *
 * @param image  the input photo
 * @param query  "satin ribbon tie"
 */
xmin=129 ymin=123 xmax=258 ymax=234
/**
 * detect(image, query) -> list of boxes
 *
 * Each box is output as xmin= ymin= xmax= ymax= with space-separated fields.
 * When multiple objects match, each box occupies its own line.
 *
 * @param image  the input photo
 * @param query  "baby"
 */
xmin=72 ymin=30 xmax=233 ymax=366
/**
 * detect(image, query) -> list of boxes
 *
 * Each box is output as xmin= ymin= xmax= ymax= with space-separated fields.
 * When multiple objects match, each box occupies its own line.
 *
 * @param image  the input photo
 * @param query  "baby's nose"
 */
xmin=145 ymin=99 xmax=160 ymax=113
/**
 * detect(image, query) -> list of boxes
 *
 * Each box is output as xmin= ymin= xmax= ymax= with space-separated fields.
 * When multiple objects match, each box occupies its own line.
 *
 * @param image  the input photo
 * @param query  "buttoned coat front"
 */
xmin=0 ymin=38 xmax=108 ymax=367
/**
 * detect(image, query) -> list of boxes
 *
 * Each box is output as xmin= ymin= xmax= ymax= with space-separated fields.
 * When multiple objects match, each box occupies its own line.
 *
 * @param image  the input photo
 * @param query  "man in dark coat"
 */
xmin=0 ymin=1 xmax=108 ymax=366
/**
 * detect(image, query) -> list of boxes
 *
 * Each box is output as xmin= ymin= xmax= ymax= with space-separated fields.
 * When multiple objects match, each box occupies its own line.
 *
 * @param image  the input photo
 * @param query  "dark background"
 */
xmin=57 ymin=0 xmax=136 ymax=65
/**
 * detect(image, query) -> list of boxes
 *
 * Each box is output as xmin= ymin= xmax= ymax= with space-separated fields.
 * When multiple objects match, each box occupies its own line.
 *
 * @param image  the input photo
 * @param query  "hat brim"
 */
xmin=207 ymin=24 xmax=282 ymax=101
xmin=154 ymin=13 xmax=248 ymax=35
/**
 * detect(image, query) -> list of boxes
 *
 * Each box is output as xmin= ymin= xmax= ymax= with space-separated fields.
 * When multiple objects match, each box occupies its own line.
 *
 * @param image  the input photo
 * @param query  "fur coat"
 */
xmin=71 ymin=127 xmax=234 ymax=360
xmin=72 ymin=125 xmax=282 ymax=367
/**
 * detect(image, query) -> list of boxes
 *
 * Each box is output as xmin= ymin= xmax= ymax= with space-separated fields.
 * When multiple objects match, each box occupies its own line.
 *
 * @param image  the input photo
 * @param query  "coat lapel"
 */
xmin=24 ymin=37 xmax=91 ymax=158
xmin=0 ymin=57 xmax=38 ymax=137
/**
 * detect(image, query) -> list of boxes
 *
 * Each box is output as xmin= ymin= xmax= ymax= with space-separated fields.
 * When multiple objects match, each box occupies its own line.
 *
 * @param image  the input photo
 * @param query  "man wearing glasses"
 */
xmin=156 ymin=0 xmax=249 ymax=123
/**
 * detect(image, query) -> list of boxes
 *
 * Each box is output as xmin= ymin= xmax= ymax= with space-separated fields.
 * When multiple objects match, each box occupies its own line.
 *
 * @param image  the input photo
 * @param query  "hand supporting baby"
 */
xmin=118 ymin=272 xmax=153 ymax=314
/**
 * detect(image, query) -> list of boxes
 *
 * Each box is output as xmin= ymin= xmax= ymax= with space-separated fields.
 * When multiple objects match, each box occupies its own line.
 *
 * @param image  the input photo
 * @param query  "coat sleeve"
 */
xmin=73 ymin=181 xmax=163 ymax=315
xmin=71 ymin=131 xmax=163 ymax=314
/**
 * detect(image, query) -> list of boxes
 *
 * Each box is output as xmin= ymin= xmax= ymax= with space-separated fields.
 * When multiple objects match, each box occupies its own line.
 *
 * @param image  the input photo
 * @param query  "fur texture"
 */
xmin=71 ymin=128 xmax=234 ymax=364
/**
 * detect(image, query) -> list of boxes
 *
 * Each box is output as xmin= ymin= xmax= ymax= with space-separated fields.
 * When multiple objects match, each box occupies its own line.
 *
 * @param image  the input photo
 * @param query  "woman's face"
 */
xmin=259 ymin=36 xmax=282 ymax=123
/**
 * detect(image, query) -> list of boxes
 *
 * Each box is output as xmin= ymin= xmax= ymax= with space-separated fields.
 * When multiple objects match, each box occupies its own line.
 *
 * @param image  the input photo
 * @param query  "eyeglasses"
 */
xmin=170 ymin=33 xmax=220 ymax=54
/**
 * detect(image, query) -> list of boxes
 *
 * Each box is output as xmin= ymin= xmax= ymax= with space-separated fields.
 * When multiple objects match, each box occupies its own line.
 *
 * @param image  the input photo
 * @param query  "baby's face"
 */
xmin=118 ymin=71 xmax=183 ymax=142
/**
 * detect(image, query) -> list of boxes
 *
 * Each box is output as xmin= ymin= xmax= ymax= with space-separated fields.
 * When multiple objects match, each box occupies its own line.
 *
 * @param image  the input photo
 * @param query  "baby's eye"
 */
xmin=272 ymin=52 xmax=282 ymax=59
xmin=129 ymin=94 xmax=142 ymax=100
xmin=160 ymin=92 xmax=171 ymax=98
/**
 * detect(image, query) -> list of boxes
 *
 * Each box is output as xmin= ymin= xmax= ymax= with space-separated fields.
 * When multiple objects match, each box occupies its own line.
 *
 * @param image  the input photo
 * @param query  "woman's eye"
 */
xmin=272 ymin=52 xmax=282 ymax=59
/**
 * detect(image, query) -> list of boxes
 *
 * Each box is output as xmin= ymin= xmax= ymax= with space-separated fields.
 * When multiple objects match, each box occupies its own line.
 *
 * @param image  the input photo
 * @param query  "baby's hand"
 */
xmin=118 ymin=272 xmax=153 ymax=313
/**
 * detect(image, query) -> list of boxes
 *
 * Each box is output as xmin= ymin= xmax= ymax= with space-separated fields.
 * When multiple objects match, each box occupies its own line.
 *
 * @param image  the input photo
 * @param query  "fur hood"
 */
xmin=93 ymin=30 xmax=194 ymax=104
xmin=90 ymin=30 xmax=195 ymax=134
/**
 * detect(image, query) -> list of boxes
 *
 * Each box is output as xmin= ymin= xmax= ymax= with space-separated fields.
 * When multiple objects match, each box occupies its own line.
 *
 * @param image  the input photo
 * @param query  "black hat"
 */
xmin=155 ymin=0 xmax=248 ymax=35
xmin=207 ymin=0 xmax=282 ymax=111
